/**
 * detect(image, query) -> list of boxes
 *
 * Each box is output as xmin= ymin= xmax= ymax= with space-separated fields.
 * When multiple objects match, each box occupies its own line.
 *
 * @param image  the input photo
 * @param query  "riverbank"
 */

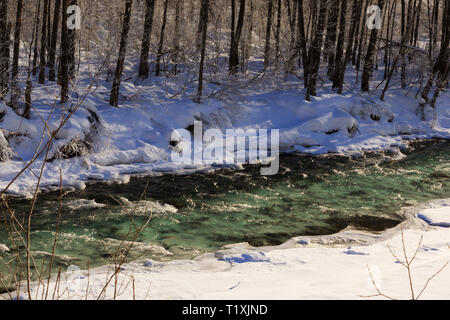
xmin=1 ymin=69 xmax=449 ymax=197
xmin=3 ymin=198 xmax=448 ymax=300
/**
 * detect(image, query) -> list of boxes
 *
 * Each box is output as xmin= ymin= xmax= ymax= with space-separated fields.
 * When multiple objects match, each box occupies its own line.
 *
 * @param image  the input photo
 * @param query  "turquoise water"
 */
xmin=0 ymin=140 xmax=449 ymax=290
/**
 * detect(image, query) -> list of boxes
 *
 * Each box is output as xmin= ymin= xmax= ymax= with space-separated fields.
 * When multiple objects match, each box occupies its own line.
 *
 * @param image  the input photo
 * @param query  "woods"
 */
xmin=0 ymin=0 xmax=447 ymax=110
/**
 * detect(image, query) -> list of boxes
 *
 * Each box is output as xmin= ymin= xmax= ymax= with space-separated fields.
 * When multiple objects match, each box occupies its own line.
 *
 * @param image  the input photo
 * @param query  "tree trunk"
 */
xmin=39 ymin=0 xmax=50 ymax=84
xmin=306 ymin=0 xmax=327 ymax=100
xmin=155 ymin=0 xmax=169 ymax=77
xmin=47 ymin=0 xmax=52 ymax=64
xmin=332 ymin=0 xmax=347 ymax=89
xmin=33 ymin=0 xmax=42 ymax=76
xmin=49 ymin=0 xmax=61 ymax=82
xmin=401 ymin=0 xmax=408 ymax=88
xmin=351 ymin=0 xmax=363 ymax=65
xmin=297 ymin=0 xmax=309 ymax=87
xmin=422 ymin=0 xmax=449 ymax=107
xmin=325 ymin=0 xmax=339 ymax=78
xmin=0 ymin=0 xmax=9 ymax=97
xmin=275 ymin=0 xmax=282 ymax=59
xmin=67 ymin=0 xmax=77 ymax=79
xmin=355 ymin=0 xmax=369 ymax=82
xmin=11 ymin=0 xmax=24 ymax=111
xmin=285 ymin=0 xmax=298 ymax=73
xmin=285 ymin=0 xmax=297 ymax=44
xmin=264 ymin=0 xmax=274 ymax=69
xmin=110 ymin=0 xmax=133 ymax=107
xmin=337 ymin=0 xmax=361 ymax=94
xmin=384 ymin=0 xmax=395 ymax=79
xmin=138 ymin=0 xmax=156 ymax=78
xmin=431 ymin=0 xmax=439 ymax=48
xmin=413 ymin=0 xmax=422 ymax=47
xmin=229 ymin=0 xmax=246 ymax=73
xmin=60 ymin=0 xmax=70 ymax=103
xmin=361 ymin=0 xmax=386 ymax=92
xmin=195 ymin=0 xmax=210 ymax=103
xmin=172 ymin=0 xmax=182 ymax=74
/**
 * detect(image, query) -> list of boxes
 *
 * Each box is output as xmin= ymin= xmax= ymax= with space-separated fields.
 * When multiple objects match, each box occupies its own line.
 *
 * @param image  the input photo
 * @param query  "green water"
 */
xmin=0 ymin=140 xmax=449 ymax=288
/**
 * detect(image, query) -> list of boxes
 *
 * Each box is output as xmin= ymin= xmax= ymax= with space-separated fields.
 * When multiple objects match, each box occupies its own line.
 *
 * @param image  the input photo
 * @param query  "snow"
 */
xmin=3 ymin=198 xmax=449 ymax=300
xmin=417 ymin=201 xmax=450 ymax=228
xmin=64 ymin=199 xmax=107 ymax=210
xmin=0 ymin=67 xmax=449 ymax=196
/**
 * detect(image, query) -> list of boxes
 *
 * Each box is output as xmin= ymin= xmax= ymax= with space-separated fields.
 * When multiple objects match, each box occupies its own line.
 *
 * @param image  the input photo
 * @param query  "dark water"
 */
xmin=0 ymin=140 xmax=449 ymax=289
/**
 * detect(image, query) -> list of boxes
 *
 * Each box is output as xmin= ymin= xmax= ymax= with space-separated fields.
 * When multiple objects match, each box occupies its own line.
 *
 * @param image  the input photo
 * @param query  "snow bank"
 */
xmin=417 ymin=200 xmax=450 ymax=228
xmin=4 ymin=199 xmax=449 ymax=300
xmin=0 ymin=73 xmax=449 ymax=196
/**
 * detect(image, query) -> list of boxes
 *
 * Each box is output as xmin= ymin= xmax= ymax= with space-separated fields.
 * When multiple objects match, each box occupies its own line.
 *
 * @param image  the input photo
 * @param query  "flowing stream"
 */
xmin=0 ymin=140 xmax=449 ymax=290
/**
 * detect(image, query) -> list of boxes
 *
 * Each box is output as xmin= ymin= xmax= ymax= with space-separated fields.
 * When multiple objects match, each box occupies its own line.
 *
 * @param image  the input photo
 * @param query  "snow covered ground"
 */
xmin=0 ymin=64 xmax=449 ymax=197
xmin=3 ymin=198 xmax=448 ymax=300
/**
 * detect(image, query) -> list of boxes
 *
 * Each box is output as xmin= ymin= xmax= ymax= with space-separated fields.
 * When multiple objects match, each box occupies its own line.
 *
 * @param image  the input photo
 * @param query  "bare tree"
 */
xmin=172 ymin=0 xmax=182 ymax=74
xmin=361 ymin=0 xmax=386 ymax=92
xmin=264 ymin=0 xmax=274 ymax=69
xmin=306 ymin=0 xmax=327 ymax=100
xmin=11 ymin=0 xmax=24 ymax=111
xmin=38 ymin=0 xmax=50 ymax=84
xmin=275 ymin=0 xmax=282 ymax=59
xmin=355 ymin=0 xmax=369 ymax=82
xmin=60 ymin=0 xmax=70 ymax=103
xmin=110 ymin=0 xmax=133 ymax=107
xmin=297 ymin=0 xmax=309 ymax=87
xmin=155 ymin=0 xmax=169 ymax=77
xmin=33 ymin=0 xmax=42 ymax=76
xmin=195 ymin=0 xmax=210 ymax=103
xmin=0 ymin=0 xmax=9 ymax=98
xmin=67 ymin=0 xmax=78 ymax=79
xmin=332 ymin=0 xmax=347 ymax=90
xmin=325 ymin=0 xmax=339 ymax=78
xmin=229 ymin=0 xmax=246 ymax=74
xmin=138 ymin=0 xmax=156 ymax=79
xmin=421 ymin=0 xmax=449 ymax=109
xmin=49 ymin=0 xmax=61 ymax=82
xmin=337 ymin=0 xmax=361 ymax=94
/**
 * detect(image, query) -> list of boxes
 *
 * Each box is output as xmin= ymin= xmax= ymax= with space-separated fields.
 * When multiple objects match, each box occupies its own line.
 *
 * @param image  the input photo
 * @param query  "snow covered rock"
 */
xmin=298 ymin=108 xmax=358 ymax=136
